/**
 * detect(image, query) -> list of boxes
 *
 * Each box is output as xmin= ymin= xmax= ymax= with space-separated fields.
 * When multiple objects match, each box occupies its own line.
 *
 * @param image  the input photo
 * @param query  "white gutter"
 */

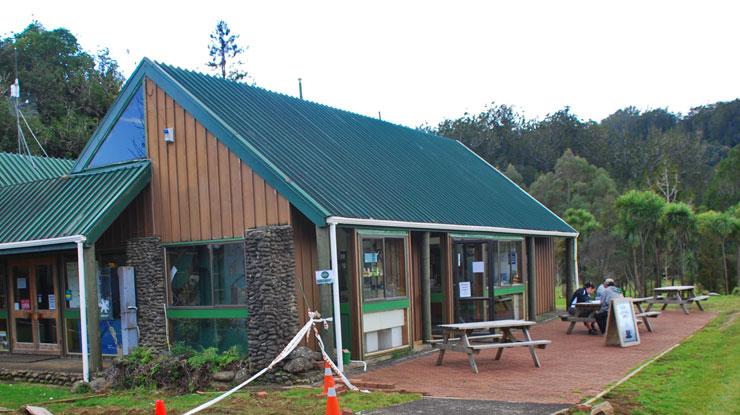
xmin=0 ymin=235 xmax=90 ymax=383
xmin=326 ymin=217 xmax=579 ymax=238
xmin=329 ymin=223 xmax=344 ymax=372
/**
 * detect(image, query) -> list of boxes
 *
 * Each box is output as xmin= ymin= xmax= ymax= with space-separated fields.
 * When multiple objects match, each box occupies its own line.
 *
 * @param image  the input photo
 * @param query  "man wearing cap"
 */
xmin=594 ymin=279 xmax=623 ymax=334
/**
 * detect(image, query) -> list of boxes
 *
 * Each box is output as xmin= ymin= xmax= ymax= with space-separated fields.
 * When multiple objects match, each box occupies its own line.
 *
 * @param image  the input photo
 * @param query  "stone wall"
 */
xmin=244 ymin=225 xmax=300 ymax=372
xmin=126 ymin=237 xmax=168 ymax=352
xmin=0 ymin=368 xmax=82 ymax=386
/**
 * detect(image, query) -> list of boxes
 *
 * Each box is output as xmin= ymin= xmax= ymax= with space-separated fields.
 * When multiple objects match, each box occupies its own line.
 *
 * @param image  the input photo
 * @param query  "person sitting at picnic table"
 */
xmin=568 ymin=281 xmax=598 ymax=334
xmin=595 ymin=277 xmax=611 ymax=300
xmin=594 ymin=279 xmax=623 ymax=334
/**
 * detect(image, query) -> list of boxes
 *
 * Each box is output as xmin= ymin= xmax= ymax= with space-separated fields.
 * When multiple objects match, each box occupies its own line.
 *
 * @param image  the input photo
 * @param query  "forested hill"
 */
xmin=433 ymin=102 xmax=739 ymax=212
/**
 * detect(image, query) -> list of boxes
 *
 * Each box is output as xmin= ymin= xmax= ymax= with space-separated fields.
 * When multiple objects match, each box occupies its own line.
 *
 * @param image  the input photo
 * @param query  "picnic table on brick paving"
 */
xmin=646 ymin=285 xmax=708 ymax=315
xmin=435 ymin=319 xmax=551 ymax=374
xmin=561 ymin=301 xmax=600 ymax=334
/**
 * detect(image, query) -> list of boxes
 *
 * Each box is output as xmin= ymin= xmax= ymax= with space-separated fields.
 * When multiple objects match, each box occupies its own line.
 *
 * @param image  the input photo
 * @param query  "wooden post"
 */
xmin=83 ymin=246 xmax=102 ymax=372
xmin=526 ymin=237 xmax=537 ymax=320
xmin=564 ymin=238 xmax=574 ymax=311
xmin=421 ymin=232 xmax=432 ymax=342
xmin=315 ymin=225 xmax=335 ymax=356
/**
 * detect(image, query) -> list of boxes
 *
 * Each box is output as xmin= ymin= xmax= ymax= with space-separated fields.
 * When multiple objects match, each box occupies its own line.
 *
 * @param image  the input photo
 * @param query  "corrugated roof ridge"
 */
xmin=155 ymin=62 xmax=454 ymax=144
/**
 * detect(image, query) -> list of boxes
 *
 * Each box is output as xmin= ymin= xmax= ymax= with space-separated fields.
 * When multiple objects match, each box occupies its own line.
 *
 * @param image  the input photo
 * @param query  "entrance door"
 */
xmin=9 ymin=259 xmax=61 ymax=354
xmin=453 ymin=242 xmax=491 ymax=323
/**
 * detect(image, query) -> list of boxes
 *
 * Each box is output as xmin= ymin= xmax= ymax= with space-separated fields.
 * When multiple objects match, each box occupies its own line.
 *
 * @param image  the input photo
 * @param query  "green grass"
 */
xmin=0 ymin=383 xmax=420 ymax=414
xmin=602 ymin=295 xmax=740 ymax=415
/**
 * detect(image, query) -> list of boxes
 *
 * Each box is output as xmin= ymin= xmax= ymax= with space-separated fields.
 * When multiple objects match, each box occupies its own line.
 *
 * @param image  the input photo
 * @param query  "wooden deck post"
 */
xmin=564 ymin=238 xmax=574 ymax=310
xmin=526 ymin=237 xmax=537 ymax=320
xmin=315 ymin=225 xmax=335 ymax=356
xmin=421 ymin=232 xmax=432 ymax=341
xmin=83 ymin=246 xmax=102 ymax=372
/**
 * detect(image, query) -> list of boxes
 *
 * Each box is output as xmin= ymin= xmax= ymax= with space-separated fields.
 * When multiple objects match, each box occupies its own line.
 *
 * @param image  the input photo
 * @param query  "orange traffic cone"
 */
xmin=154 ymin=399 xmax=166 ymax=415
xmin=325 ymin=376 xmax=341 ymax=415
xmin=323 ymin=360 xmax=333 ymax=395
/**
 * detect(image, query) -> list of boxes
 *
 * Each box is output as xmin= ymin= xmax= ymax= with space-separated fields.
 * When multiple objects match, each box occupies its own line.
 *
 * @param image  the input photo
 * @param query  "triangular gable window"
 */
xmin=88 ymin=85 xmax=146 ymax=168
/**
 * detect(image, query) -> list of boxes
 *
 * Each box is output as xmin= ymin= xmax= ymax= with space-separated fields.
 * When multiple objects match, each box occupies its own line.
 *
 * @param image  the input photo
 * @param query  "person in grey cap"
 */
xmin=596 ymin=278 xmax=614 ymax=300
xmin=594 ymin=279 xmax=623 ymax=334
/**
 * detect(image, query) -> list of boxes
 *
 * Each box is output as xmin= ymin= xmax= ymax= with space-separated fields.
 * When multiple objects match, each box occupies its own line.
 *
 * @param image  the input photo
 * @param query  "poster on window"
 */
xmin=17 ymin=278 xmax=26 ymax=289
xmin=472 ymin=261 xmax=484 ymax=273
xmin=21 ymin=299 xmax=30 ymax=310
xmin=459 ymin=281 xmax=472 ymax=298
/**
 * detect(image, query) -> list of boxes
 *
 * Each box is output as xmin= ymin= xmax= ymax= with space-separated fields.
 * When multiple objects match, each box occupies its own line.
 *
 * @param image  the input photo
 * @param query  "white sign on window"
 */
xmin=315 ymin=269 xmax=335 ymax=285
xmin=472 ymin=261 xmax=484 ymax=273
xmin=459 ymin=281 xmax=472 ymax=298
xmin=48 ymin=294 xmax=56 ymax=310
xmin=17 ymin=278 xmax=27 ymax=289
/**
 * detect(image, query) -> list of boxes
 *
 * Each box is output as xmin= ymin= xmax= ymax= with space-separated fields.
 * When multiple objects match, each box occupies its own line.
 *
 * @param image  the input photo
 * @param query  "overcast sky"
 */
xmin=3 ymin=1 xmax=739 ymax=128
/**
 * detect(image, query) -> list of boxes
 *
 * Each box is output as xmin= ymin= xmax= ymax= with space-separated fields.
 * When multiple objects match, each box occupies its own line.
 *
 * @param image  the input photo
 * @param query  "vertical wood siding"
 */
xmin=145 ymin=79 xmax=290 ymax=243
xmin=96 ymin=186 xmax=154 ymax=251
xmin=535 ymin=237 xmax=556 ymax=315
xmin=291 ymin=207 xmax=320 ymax=329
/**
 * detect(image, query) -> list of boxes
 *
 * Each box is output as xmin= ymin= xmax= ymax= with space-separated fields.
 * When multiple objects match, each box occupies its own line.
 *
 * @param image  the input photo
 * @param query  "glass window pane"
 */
xmin=89 ymin=85 xmax=146 ymax=168
xmin=13 ymin=266 xmax=31 ymax=311
xmin=16 ymin=318 xmax=33 ymax=342
xmin=362 ymin=238 xmax=384 ymax=301
xmin=169 ymin=246 xmax=212 ymax=306
xmin=0 ymin=319 xmax=8 ymax=351
xmin=0 ymin=264 xmax=6 ymax=310
xmin=66 ymin=319 xmax=82 ymax=353
xmin=35 ymin=265 xmax=53 ymax=310
xmin=213 ymin=244 xmax=247 ymax=305
xmin=38 ymin=318 xmax=57 ymax=344
xmin=384 ymin=238 xmax=406 ymax=298
xmin=171 ymin=318 xmax=248 ymax=355
xmin=65 ymin=261 xmax=80 ymax=308
xmin=495 ymin=242 xmax=512 ymax=286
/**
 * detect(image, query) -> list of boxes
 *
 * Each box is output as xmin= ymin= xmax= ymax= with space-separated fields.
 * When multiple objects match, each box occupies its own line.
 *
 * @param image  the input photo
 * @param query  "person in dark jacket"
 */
xmin=568 ymin=282 xmax=597 ymax=334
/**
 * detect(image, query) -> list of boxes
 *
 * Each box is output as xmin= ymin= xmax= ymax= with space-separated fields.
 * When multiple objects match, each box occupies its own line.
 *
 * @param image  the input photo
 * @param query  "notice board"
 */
xmin=605 ymin=297 xmax=640 ymax=347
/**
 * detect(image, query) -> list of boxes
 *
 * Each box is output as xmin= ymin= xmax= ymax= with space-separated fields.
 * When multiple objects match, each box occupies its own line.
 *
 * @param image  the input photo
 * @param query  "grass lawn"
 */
xmin=0 ymin=383 xmax=420 ymax=414
xmin=599 ymin=295 xmax=740 ymax=415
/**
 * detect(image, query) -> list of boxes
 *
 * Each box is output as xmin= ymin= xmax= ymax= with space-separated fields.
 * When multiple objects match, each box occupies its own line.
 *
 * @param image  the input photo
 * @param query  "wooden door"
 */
xmin=9 ymin=259 xmax=61 ymax=354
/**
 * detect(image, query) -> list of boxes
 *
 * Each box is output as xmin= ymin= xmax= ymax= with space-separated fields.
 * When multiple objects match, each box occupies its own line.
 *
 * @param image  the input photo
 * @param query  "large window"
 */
xmin=167 ymin=243 xmax=246 ymax=307
xmin=88 ymin=85 xmax=146 ymax=168
xmin=0 ymin=264 xmax=7 ymax=351
xmin=494 ymin=241 xmax=521 ymax=286
xmin=361 ymin=237 xmax=407 ymax=301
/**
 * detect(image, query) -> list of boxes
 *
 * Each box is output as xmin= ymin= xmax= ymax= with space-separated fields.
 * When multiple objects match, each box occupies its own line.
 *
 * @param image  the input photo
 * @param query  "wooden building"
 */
xmin=0 ymin=59 xmax=577 ymax=380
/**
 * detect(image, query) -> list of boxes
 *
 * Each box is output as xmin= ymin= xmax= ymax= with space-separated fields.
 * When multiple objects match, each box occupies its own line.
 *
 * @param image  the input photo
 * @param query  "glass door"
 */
xmin=9 ymin=259 xmax=60 ymax=354
xmin=453 ymin=242 xmax=490 ymax=323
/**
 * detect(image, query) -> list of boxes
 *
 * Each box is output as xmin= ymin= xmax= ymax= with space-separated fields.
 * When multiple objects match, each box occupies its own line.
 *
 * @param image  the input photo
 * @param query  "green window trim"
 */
xmin=431 ymin=293 xmax=444 ymax=303
xmin=355 ymin=228 xmax=409 ymax=238
xmin=450 ymin=232 xmax=523 ymax=241
xmin=490 ymin=284 xmax=526 ymax=296
xmin=362 ymin=298 xmax=410 ymax=313
xmin=0 ymin=310 xmax=7 ymax=319
xmin=167 ymin=307 xmax=249 ymax=319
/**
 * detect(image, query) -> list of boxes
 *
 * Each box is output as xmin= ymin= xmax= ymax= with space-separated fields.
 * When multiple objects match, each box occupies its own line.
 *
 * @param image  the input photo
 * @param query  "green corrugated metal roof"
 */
xmin=0 ymin=160 xmax=150 ymax=246
xmin=74 ymin=59 xmax=574 ymax=235
xmin=0 ymin=152 xmax=74 ymax=187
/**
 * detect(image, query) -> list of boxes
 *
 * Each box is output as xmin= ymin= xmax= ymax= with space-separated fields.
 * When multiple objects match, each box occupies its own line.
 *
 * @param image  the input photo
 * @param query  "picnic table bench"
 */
xmin=435 ymin=319 xmax=551 ymax=373
xmin=646 ymin=286 xmax=707 ymax=315
xmin=631 ymin=297 xmax=661 ymax=332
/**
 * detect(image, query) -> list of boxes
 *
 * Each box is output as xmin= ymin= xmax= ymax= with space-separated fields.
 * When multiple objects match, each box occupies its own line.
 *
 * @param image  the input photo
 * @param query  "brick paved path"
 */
xmin=356 ymin=309 xmax=715 ymax=404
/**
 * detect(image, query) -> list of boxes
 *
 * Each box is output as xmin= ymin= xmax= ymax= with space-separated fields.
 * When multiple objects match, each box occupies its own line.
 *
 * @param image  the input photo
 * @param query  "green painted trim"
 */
xmin=64 ymin=309 xmax=81 ymax=319
xmin=431 ymin=292 xmax=444 ymax=303
xmin=163 ymin=237 xmax=244 ymax=247
xmin=0 ymin=243 xmax=76 ymax=256
xmin=362 ymin=298 xmax=410 ymax=313
xmin=0 ymin=310 xmax=7 ymax=319
xmin=355 ymin=228 xmax=409 ymax=238
xmin=340 ymin=303 xmax=350 ymax=314
xmin=491 ymin=284 xmax=525 ymax=296
xmin=83 ymin=163 xmax=152 ymax=245
xmin=167 ymin=307 xmax=249 ymax=319
xmin=450 ymin=232 xmax=523 ymax=241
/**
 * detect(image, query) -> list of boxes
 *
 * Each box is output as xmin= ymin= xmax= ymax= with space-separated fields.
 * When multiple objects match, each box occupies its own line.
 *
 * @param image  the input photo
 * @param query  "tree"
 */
xmin=703 ymin=145 xmax=740 ymax=211
xmin=207 ymin=20 xmax=248 ymax=82
xmin=614 ymin=190 xmax=666 ymax=296
xmin=697 ymin=211 xmax=739 ymax=293
xmin=659 ymin=202 xmax=697 ymax=285
xmin=502 ymin=163 xmax=524 ymax=188
xmin=563 ymin=208 xmax=602 ymax=281
xmin=0 ymin=22 xmax=123 ymax=157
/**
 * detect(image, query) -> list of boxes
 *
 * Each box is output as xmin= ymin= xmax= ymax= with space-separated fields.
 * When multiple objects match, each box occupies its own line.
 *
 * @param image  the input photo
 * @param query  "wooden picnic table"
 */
xmin=435 ymin=319 xmax=551 ymax=374
xmin=646 ymin=285 xmax=708 ymax=315
xmin=631 ymin=297 xmax=661 ymax=332
xmin=561 ymin=301 xmax=600 ymax=334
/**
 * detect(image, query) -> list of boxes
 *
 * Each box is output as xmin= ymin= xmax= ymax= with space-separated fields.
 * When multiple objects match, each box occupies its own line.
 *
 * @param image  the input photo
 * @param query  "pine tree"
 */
xmin=207 ymin=20 xmax=248 ymax=82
